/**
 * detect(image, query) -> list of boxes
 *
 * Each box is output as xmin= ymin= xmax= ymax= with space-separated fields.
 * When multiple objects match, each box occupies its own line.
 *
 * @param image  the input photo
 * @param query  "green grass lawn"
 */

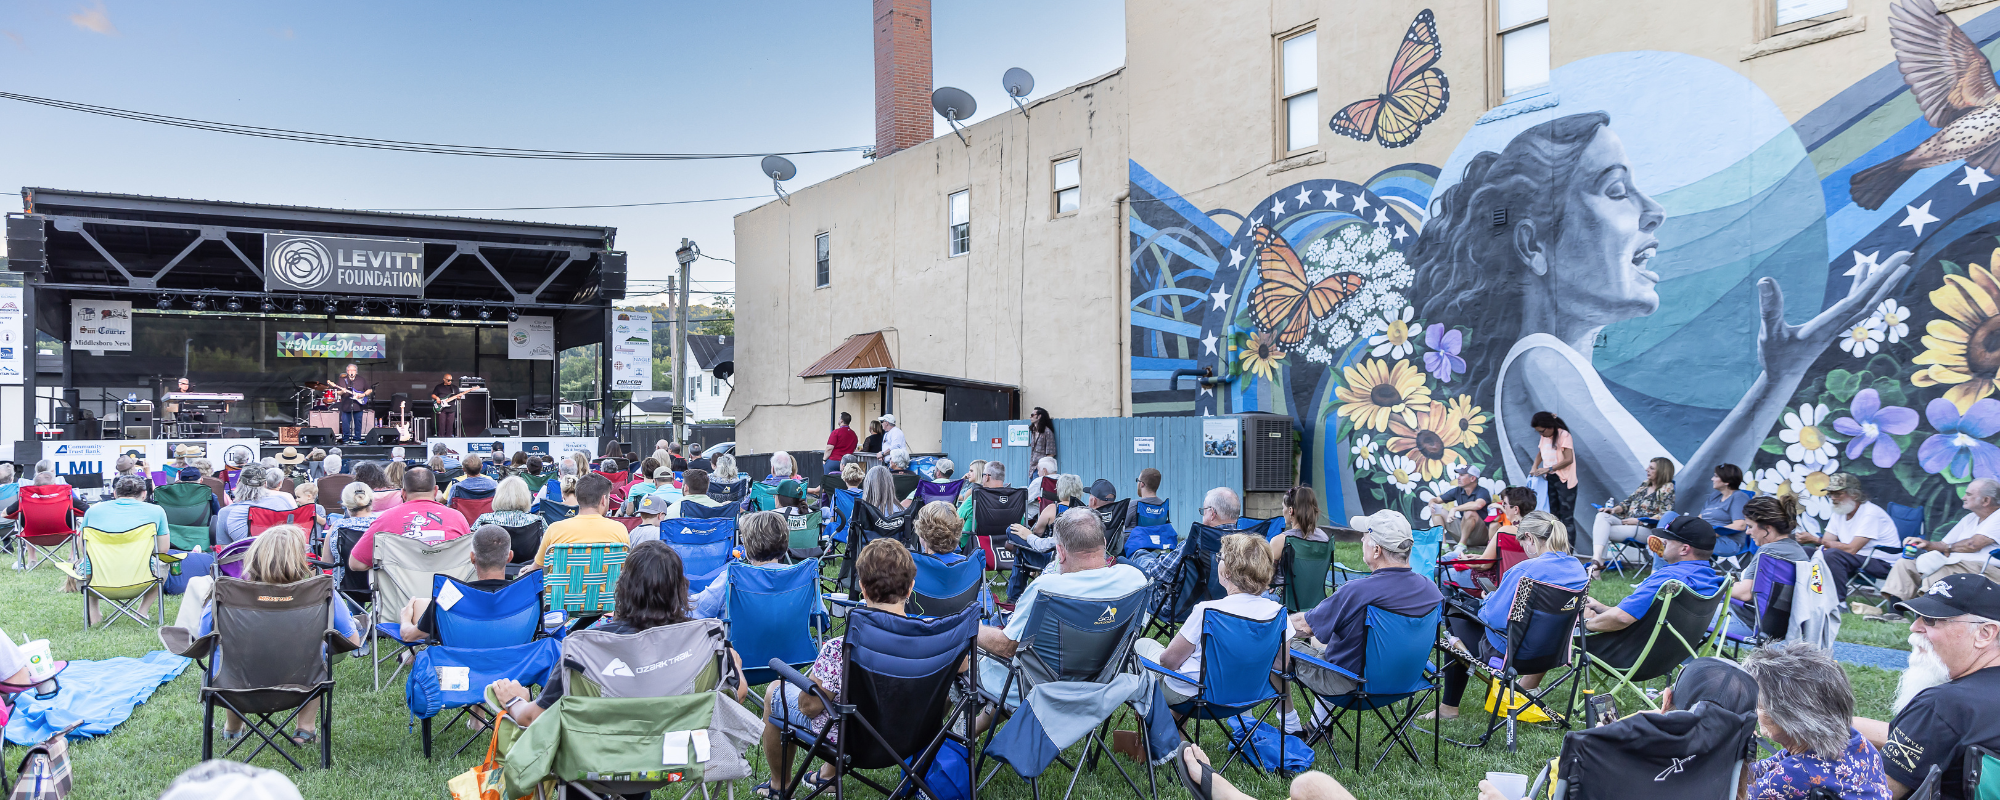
xmin=7 ymin=543 xmax=1909 ymax=800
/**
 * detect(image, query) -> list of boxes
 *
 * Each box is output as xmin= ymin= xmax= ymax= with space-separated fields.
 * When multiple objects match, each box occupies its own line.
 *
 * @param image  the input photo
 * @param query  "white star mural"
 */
xmin=1322 ymin=187 xmax=1344 ymax=207
xmin=1372 ymin=207 xmax=1391 ymax=226
xmin=1845 ymin=250 xmax=1881 ymax=279
xmin=1227 ymin=248 xmax=1245 ymax=269
xmin=1393 ymin=225 xmax=1409 ymax=243
xmin=1210 ymin=288 xmax=1231 ymax=310
xmin=1271 ymin=197 xmax=1286 ymax=215
xmin=1900 ymin=200 xmax=1939 ymax=237
xmin=1201 ymin=332 xmax=1218 ymax=355
xmin=1352 ymin=194 xmax=1371 ymax=214
xmin=1963 ymin=166 xmax=1994 ymax=195
xmin=1295 ymin=186 xmax=1316 ymax=207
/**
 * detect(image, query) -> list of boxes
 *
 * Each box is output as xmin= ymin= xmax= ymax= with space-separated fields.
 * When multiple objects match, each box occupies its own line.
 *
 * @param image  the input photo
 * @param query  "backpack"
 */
xmin=1222 ymin=715 xmax=1314 ymax=772
xmin=891 ymin=739 xmax=972 ymax=800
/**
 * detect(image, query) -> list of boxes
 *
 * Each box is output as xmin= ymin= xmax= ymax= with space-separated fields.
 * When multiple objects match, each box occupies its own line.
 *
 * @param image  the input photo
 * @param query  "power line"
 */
xmin=0 ymin=91 xmax=869 ymax=161
xmin=367 ymin=195 xmax=774 ymax=211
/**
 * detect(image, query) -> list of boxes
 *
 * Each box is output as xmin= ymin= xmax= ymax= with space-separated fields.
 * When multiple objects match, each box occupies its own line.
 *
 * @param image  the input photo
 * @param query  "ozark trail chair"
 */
xmin=1296 ymin=604 xmax=1443 ymax=771
xmin=681 ymin=498 xmax=740 ymax=520
xmin=660 ymin=517 xmax=737 ymax=594
xmin=722 ymin=558 xmax=826 ymax=690
xmin=1436 ymin=579 xmax=1586 ymax=752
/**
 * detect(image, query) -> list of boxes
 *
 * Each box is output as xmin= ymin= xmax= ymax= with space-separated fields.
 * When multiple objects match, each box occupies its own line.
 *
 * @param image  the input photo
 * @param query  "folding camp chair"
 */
xmin=1436 ymin=579 xmax=1587 ymax=752
xmin=723 ymin=558 xmax=825 ymax=690
xmin=493 ymin=619 xmax=762 ymax=800
xmin=155 ymin=481 xmax=218 ymax=551
xmin=247 ymin=506 xmax=317 ymax=541
xmin=910 ymin=549 xmax=988 ymax=618
xmin=13 ymin=485 xmax=78 ymax=571
xmin=1141 ymin=609 xmax=1293 ymax=775
xmin=1240 ymin=516 xmax=1285 ymax=539
xmin=1581 ymin=579 xmax=1729 ymax=709
xmin=661 ymin=517 xmax=737 ymax=594
xmin=497 ymin=520 xmax=546 ymax=576
xmin=606 ymin=515 xmax=643 ymax=533
xmin=1123 ymin=524 xmax=1179 ymax=559
xmin=1722 ymin=553 xmax=1798 ymax=657
xmin=518 ymin=471 xmax=550 ymax=495
xmin=749 ymin=481 xmax=779 ymax=512
xmin=366 ymin=534 xmax=478 ymax=691
xmin=1090 ymin=499 xmax=1134 ymax=557
xmin=979 ymin=586 xmax=1160 ymax=800
xmin=839 ymin=503 xmax=917 ymax=598
xmin=916 ymin=478 xmax=966 ymax=507
xmin=1964 ymin=744 xmax=2000 ymax=799
xmin=969 ymin=485 xmax=1030 ymax=574
xmin=160 ymin=574 xmax=360 ymax=770
xmin=543 ymin=542 xmax=627 ymax=626
xmin=682 ymin=498 xmax=740 ymax=520
xmin=773 ymin=604 xmax=984 ymax=800
xmin=1542 ymin=700 xmax=1758 ymax=800
xmin=1273 ymin=535 xmax=1334 ymax=613
xmin=708 ymin=477 xmax=750 ymax=509
xmin=59 ymin=522 xmax=173 ymax=629
xmin=315 ymin=475 xmax=354 ymax=511
xmin=447 ymin=484 xmax=495 ymax=522
xmin=534 ymin=498 xmax=578 ymax=527
xmin=407 ymin=572 xmax=560 ymax=758
xmin=1295 ymin=604 xmax=1443 ymax=771
xmin=785 ymin=509 xmax=826 ymax=561
xmin=1146 ymin=523 xmax=1230 ymax=639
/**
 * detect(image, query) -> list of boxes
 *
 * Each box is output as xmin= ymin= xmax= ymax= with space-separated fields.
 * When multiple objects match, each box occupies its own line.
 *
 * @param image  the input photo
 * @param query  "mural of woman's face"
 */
xmin=1545 ymin=128 xmax=1665 ymax=325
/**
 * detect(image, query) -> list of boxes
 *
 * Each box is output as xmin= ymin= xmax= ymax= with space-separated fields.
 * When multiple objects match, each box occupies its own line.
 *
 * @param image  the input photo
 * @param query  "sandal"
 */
xmin=753 ymin=780 xmax=783 ymax=799
xmin=1174 ymin=742 xmax=1215 ymax=800
xmin=1585 ymin=562 xmax=1606 ymax=581
xmin=289 ymin=729 xmax=318 ymax=746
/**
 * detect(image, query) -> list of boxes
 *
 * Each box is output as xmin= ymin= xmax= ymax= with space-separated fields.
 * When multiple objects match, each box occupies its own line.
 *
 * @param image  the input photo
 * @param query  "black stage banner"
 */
xmin=262 ymin=233 xmax=424 ymax=296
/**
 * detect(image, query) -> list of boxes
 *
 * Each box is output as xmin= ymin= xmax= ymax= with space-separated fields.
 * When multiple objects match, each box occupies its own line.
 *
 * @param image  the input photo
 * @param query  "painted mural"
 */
xmin=1129 ymin=0 xmax=2000 ymax=533
xmin=1328 ymin=10 xmax=1451 ymax=149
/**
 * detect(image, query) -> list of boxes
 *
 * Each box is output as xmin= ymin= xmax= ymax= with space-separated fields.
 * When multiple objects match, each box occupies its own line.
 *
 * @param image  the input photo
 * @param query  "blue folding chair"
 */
xmin=915 ymin=478 xmax=966 ymax=506
xmin=1435 ymin=579 xmax=1587 ymax=752
xmin=533 ymin=498 xmax=578 ymax=527
xmin=1295 ymin=604 xmax=1443 ymax=771
xmin=1409 ymin=525 xmax=1444 ymax=582
xmin=1123 ymin=523 xmax=1179 ymax=559
xmin=407 ymin=571 xmax=561 ymax=758
xmin=1724 ymin=553 xmax=1798 ymax=655
xmin=681 ymin=498 xmax=739 ymax=520
xmin=723 ymin=558 xmax=826 ymax=691
xmin=1241 ymin=516 xmax=1286 ymax=539
xmin=708 ymin=477 xmax=751 ymax=508
xmin=1148 ymin=523 xmax=1230 ymax=638
xmin=660 ymin=517 xmax=737 ymax=594
xmin=910 ymin=549 xmax=989 ymax=619
xmin=1140 ymin=608 xmax=1292 ymax=775
xmin=828 ymin=488 xmax=862 ymax=544
xmin=1133 ymin=499 xmax=1171 ymax=528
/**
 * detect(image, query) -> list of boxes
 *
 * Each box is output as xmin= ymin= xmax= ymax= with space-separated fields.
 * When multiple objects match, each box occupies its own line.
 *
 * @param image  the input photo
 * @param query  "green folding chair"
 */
xmin=749 ymin=481 xmax=778 ymax=512
xmin=154 ymin=481 xmax=216 ymax=551
xmin=785 ymin=510 xmax=825 ymax=560
xmin=543 ymin=543 xmax=627 ymax=624
xmin=1275 ymin=535 xmax=1334 ymax=613
xmin=1967 ymin=745 xmax=2000 ymax=800
xmin=1579 ymin=578 xmax=1728 ymax=710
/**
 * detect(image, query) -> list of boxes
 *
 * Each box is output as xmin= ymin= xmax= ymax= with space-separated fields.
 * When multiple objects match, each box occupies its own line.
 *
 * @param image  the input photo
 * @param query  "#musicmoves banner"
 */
xmin=276 ymin=332 xmax=388 ymax=359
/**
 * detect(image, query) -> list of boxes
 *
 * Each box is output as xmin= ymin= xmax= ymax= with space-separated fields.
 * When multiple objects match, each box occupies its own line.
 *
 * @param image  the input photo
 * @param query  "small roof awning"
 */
xmin=799 ymin=331 xmax=895 ymax=378
xmin=822 ymin=368 xmax=1018 ymax=395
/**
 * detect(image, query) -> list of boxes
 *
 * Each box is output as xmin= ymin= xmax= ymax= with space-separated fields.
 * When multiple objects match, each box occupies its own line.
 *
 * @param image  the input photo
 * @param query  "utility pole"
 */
xmin=673 ymin=239 xmax=697 ymax=450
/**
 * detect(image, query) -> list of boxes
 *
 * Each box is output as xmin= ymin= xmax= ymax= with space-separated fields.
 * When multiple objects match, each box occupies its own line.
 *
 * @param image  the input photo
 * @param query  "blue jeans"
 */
xmin=340 ymin=410 xmax=364 ymax=441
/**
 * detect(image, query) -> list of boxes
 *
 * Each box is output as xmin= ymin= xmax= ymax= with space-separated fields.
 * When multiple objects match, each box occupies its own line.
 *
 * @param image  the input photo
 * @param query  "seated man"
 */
xmin=1878 ymin=478 xmax=2000 ymax=622
xmin=764 ymin=451 xmax=800 ymax=485
xmin=445 ymin=456 xmax=497 ymax=502
xmin=347 ymin=467 xmax=472 ymax=571
xmin=74 ymin=475 xmax=172 ymax=624
xmin=1290 ymin=510 xmax=1442 ymax=698
xmin=527 ymin=473 xmax=632 ymax=568
xmin=624 ymin=465 xmax=676 ymax=515
xmin=1853 ymin=575 xmax=2000 ymax=800
xmin=668 ymin=469 xmax=725 ymax=519
xmin=976 ymin=509 xmax=1150 ymax=706
xmin=957 ymin=461 xmax=1009 ymax=535
xmin=690 ymin=511 xmax=819 ymax=620
xmin=2 ymin=471 xmax=88 ymax=519
xmin=1198 ymin=486 xmax=1242 ymax=531
xmin=1799 ymin=473 xmax=1902 ymax=600
xmin=396 ymin=525 xmax=513 ymax=642
xmin=1584 ymin=516 xmax=1722 ymax=633
xmin=430 ymin=443 xmax=462 ymax=474
xmin=1424 ymin=465 xmax=1491 ymax=549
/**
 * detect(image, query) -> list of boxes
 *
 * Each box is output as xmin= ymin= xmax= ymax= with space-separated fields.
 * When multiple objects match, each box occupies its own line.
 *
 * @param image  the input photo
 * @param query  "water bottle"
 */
xmin=1903 ymin=542 xmax=1924 ymax=560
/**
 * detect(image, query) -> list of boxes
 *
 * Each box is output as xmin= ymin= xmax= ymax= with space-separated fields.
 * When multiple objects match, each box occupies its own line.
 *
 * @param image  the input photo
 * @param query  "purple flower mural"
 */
xmin=1832 ymin=389 xmax=1918 ymax=468
xmin=1422 ymin=323 xmax=1463 ymax=383
xmin=1919 ymin=397 xmax=2000 ymax=480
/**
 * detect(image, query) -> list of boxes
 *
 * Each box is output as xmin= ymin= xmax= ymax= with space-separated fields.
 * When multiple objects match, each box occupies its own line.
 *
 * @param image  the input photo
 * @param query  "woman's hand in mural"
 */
xmin=1757 ymin=251 xmax=1911 ymax=379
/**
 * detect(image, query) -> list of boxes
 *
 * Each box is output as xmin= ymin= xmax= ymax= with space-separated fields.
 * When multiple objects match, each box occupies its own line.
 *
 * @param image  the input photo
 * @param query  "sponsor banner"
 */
xmin=71 ymin=300 xmax=133 ymax=351
xmin=0 ymin=287 xmax=23 ymax=385
xmin=610 ymin=310 xmax=653 ymax=391
xmin=262 ymin=233 xmax=425 ymax=297
xmin=275 ymin=331 xmax=388 ymax=359
xmin=43 ymin=438 xmax=259 ymax=482
xmin=426 ymin=437 xmax=597 ymax=459
xmin=508 ymin=316 xmax=555 ymax=360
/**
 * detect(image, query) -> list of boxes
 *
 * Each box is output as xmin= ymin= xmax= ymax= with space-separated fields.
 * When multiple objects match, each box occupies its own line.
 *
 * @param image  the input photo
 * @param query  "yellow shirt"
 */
xmin=533 ymin=513 xmax=631 ymax=567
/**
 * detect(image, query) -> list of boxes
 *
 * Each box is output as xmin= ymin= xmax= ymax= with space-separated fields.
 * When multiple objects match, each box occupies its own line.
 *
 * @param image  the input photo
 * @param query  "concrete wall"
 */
xmin=730 ymin=70 xmax=1131 ymax=455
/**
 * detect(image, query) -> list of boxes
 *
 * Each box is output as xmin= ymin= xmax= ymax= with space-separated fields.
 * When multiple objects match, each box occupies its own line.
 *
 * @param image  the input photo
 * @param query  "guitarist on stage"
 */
xmin=334 ymin=363 xmax=373 ymax=444
xmin=432 ymin=373 xmax=469 ymax=438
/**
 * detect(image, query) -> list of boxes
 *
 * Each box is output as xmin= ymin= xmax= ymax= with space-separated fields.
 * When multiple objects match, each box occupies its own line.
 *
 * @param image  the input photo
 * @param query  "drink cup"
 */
xmin=1485 ymin=772 xmax=1529 ymax=800
xmin=20 ymin=639 xmax=54 ymax=681
xmin=1904 ymin=543 xmax=1924 ymax=560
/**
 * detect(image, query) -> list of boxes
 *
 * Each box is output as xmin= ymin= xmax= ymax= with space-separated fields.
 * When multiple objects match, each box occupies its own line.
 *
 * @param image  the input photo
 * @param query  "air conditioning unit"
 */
xmin=1237 ymin=413 xmax=1296 ymax=493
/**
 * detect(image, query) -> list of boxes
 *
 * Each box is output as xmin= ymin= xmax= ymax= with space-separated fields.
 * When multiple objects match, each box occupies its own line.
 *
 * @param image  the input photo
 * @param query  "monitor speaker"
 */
xmin=517 ymin=419 xmax=550 ymax=437
xmin=4 ymin=215 xmax=45 ymax=272
xmin=483 ymin=427 xmax=511 ymax=438
xmin=366 ymin=428 xmax=401 ymax=445
xmin=123 ymin=426 xmax=151 ymax=440
xmin=600 ymin=251 xmax=627 ymax=298
xmin=123 ymin=411 xmax=153 ymax=429
xmin=299 ymin=427 xmax=336 ymax=446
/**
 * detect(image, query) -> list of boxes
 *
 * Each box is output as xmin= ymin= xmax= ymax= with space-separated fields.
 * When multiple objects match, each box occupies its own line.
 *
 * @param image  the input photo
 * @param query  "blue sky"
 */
xmin=0 ymin=1 xmax=1125 ymax=299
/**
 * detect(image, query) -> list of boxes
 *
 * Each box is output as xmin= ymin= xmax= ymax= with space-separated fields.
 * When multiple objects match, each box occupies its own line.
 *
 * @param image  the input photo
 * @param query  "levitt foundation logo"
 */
xmin=263 ymin=233 xmax=424 ymax=296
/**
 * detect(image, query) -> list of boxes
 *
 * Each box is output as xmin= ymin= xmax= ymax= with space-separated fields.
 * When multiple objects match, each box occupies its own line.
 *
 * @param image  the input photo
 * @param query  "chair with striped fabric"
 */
xmin=543 ymin=543 xmax=628 ymax=623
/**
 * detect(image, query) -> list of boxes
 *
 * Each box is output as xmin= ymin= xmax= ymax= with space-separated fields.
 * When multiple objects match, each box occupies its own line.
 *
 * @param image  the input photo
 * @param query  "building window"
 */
xmin=1279 ymin=30 xmax=1318 ymax=153
xmin=691 ymin=374 xmax=702 ymax=394
xmin=948 ymin=190 xmax=970 ymax=257
xmin=1053 ymin=157 xmax=1081 ymax=215
xmin=1773 ymin=0 xmax=1847 ymax=33
xmin=1497 ymin=0 xmax=1549 ymax=101
xmin=814 ymin=231 xmax=830 ymax=288
xmin=711 ymin=378 xmax=720 ymax=396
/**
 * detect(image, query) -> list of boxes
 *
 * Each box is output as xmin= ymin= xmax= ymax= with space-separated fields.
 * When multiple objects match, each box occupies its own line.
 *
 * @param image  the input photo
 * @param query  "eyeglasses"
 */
xmin=1916 ymin=614 xmax=1988 ymax=628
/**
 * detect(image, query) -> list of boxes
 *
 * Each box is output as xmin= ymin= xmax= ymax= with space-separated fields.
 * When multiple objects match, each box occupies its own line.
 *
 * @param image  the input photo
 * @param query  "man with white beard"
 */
xmin=1799 ymin=473 xmax=1903 ymax=601
xmin=1874 ymin=479 xmax=2000 ymax=623
xmin=1854 ymin=574 xmax=2000 ymax=799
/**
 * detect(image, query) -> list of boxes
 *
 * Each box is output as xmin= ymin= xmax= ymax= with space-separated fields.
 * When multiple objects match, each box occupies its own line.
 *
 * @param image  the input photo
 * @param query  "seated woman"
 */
xmin=487 ymin=540 xmax=747 ymax=725
xmin=1741 ymin=641 xmax=1892 ymax=800
xmin=1588 ymin=456 xmax=1676 ymax=578
xmin=1135 ymin=533 xmax=1293 ymax=705
xmin=199 ymin=524 xmax=361 ymax=745
xmin=914 ymin=500 xmax=992 ymax=613
xmin=1635 ymin=464 xmax=1752 ymax=568
xmin=354 ymin=462 xmax=401 ymax=513
xmin=1430 ymin=511 xmax=1587 ymax=720
xmin=1453 ymin=486 xmax=1535 ymax=580
xmin=474 ymin=476 xmax=542 ymax=530
xmin=1007 ymin=474 xmax=1085 ymax=575
xmin=758 ymin=539 xmax=918 ymax=799
xmin=1266 ymin=485 xmax=1330 ymax=564
xmin=323 ymin=482 xmax=378 ymax=604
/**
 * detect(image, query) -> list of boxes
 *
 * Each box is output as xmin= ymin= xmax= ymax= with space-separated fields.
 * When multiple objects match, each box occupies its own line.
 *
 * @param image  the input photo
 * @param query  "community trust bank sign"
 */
xmin=262 ymin=233 xmax=424 ymax=296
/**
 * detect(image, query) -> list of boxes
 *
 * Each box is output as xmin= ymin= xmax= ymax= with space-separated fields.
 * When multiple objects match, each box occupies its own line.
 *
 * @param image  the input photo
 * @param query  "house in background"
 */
xmin=685 ymin=334 xmax=733 ymax=421
xmin=618 ymin=392 xmax=677 ymax=424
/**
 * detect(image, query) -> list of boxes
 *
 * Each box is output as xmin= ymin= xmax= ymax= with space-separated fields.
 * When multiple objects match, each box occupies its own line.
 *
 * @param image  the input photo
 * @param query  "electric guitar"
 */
xmin=434 ymin=388 xmax=473 ymax=412
xmin=330 ymin=381 xmax=372 ymax=403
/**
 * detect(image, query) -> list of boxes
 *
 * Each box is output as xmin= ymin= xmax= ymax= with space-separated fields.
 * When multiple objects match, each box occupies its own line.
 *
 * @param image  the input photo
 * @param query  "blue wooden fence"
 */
xmin=941 ymin=417 xmax=1244 ymax=541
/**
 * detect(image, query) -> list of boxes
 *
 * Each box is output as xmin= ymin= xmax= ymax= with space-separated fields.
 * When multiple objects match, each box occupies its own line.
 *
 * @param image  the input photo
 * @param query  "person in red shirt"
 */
xmin=823 ymin=412 xmax=859 ymax=473
xmin=347 ymin=467 xmax=472 ymax=570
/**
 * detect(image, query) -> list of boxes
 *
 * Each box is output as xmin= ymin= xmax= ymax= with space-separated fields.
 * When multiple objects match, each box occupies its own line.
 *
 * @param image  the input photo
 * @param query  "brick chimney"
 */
xmin=873 ymin=0 xmax=932 ymax=159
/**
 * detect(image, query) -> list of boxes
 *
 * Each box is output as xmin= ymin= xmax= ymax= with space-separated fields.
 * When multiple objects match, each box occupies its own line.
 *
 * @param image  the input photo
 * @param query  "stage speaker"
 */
xmin=366 ymin=428 xmax=401 ymax=445
xmin=299 ymin=427 xmax=336 ymax=446
xmin=5 ymin=215 xmax=45 ymax=272
xmin=517 ymin=419 xmax=550 ymax=437
xmin=483 ymin=427 xmax=511 ymax=438
xmin=123 ymin=411 xmax=152 ymax=430
xmin=123 ymin=426 xmax=151 ymax=440
xmin=600 ymin=251 xmax=627 ymax=298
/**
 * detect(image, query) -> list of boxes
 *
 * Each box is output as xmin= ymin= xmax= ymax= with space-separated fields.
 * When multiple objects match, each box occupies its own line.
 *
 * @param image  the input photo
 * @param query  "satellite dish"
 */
xmin=760 ymin=155 xmax=797 ymax=182
xmin=932 ymin=87 xmax=977 ymax=145
xmin=1003 ymin=68 xmax=1035 ymax=98
xmin=711 ymin=361 xmax=734 ymax=383
xmin=760 ymin=155 xmax=797 ymax=205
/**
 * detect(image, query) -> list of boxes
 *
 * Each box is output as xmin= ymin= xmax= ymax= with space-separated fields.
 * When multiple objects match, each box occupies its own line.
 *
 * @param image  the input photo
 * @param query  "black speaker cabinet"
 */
xmin=299 ymin=427 xmax=336 ymax=446
xmin=517 ymin=419 xmax=550 ymax=437
xmin=366 ymin=428 xmax=401 ymax=445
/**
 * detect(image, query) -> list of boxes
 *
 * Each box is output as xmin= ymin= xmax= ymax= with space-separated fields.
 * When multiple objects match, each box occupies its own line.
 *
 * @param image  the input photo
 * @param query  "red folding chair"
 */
xmin=14 ymin=485 xmax=78 ymax=571
xmin=247 ymin=505 xmax=318 ymax=541
xmin=606 ymin=516 xmax=642 ymax=533
xmin=450 ymin=496 xmax=494 ymax=522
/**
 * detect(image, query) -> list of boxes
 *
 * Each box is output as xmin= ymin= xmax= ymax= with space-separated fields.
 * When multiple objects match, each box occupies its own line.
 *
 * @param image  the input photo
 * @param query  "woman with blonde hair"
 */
xmin=1588 ymin=456 xmax=1677 ymax=578
xmin=912 ymin=500 xmax=992 ymax=613
xmin=841 ymin=461 xmax=866 ymax=490
xmin=475 ymin=476 xmax=541 ymax=530
xmin=1432 ymin=510 xmax=1587 ymax=720
xmin=1136 ymin=532 xmax=1293 ymax=703
xmin=200 ymin=524 xmax=360 ymax=745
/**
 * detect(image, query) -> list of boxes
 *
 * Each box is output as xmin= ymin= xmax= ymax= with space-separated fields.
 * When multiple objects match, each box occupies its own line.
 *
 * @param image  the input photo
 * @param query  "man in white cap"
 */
xmin=1289 ymin=509 xmax=1442 ymax=696
xmin=877 ymin=414 xmax=907 ymax=461
xmin=1426 ymin=465 xmax=1491 ymax=549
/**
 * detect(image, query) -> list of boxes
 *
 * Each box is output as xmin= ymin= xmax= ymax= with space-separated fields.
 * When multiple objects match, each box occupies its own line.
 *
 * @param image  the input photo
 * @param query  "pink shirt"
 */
xmin=351 ymin=499 xmax=470 ymax=565
xmin=1540 ymin=429 xmax=1577 ymax=488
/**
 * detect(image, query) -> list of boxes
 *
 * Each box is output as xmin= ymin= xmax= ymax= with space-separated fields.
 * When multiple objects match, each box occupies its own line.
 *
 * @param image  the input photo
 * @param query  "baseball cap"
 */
xmin=636 ymin=492 xmax=672 ymax=516
xmin=1650 ymin=515 xmax=1718 ymax=551
xmin=1087 ymin=478 xmax=1117 ymax=503
xmin=1897 ymin=573 xmax=2000 ymax=620
xmin=654 ymin=466 xmax=675 ymax=480
xmin=777 ymin=479 xmax=805 ymax=500
xmin=877 ymin=414 xmax=897 ymax=426
xmin=1825 ymin=472 xmax=1862 ymax=495
xmin=1349 ymin=509 xmax=1414 ymax=554
xmin=178 ymin=467 xmax=201 ymax=482
xmin=1671 ymin=657 xmax=1759 ymax=716
xmin=1454 ymin=464 xmax=1482 ymax=478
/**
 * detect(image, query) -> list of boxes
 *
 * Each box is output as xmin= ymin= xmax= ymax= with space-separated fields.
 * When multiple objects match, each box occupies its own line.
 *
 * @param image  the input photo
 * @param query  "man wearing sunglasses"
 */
xmin=1582 ymin=515 xmax=1723 ymax=633
xmin=1854 ymin=574 xmax=2000 ymax=799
